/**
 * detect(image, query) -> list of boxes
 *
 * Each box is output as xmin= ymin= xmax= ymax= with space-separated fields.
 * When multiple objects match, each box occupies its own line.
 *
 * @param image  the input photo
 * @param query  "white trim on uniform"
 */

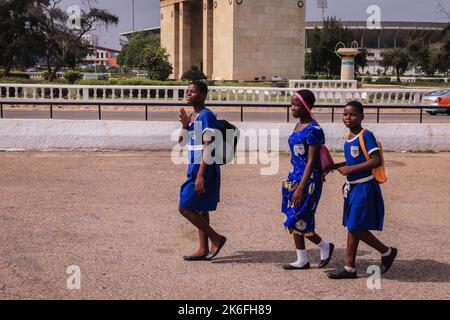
xmin=347 ymin=132 xmax=362 ymax=143
xmin=202 ymin=128 xmax=215 ymax=134
xmin=368 ymin=147 xmax=380 ymax=155
xmin=188 ymin=145 xmax=204 ymax=151
xmin=347 ymin=175 xmax=374 ymax=184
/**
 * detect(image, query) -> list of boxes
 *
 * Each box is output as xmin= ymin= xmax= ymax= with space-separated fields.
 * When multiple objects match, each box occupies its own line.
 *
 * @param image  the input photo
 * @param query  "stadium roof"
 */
xmin=306 ymin=21 xmax=448 ymax=48
xmin=120 ymin=26 xmax=161 ymax=38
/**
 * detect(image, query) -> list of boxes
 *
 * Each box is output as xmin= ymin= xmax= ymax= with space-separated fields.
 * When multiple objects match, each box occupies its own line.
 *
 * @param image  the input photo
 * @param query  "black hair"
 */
xmin=191 ymin=80 xmax=208 ymax=96
xmin=345 ymin=100 xmax=364 ymax=114
xmin=295 ymin=89 xmax=316 ymax=110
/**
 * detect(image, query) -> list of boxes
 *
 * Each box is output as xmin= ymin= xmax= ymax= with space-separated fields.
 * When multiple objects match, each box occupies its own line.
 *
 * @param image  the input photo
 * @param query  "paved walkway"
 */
xmin=1 ymin=151 xmax=449 ymax=299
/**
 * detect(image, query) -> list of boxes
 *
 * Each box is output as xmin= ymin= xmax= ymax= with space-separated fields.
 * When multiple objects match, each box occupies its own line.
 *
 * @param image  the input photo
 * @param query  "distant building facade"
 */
xmin=83 ymin=46 xmax=121 ymax=68
xmin=306 ymin=21 xmax=447 ymax=75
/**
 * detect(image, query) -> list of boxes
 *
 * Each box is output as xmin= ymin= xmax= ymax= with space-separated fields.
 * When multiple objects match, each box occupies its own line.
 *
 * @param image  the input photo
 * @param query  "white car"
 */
xmin=421 ymin=89 xmax=450 ymax=115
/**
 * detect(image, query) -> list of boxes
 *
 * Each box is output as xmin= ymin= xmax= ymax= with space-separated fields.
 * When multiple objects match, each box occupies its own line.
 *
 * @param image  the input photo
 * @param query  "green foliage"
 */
xmin=118 ymin=33 xmax=173 ymax=80
xmin=0 ymin=0 xmax=118 ymax=81
xmin=381 ymin=48 xmax=410 ymax=81
xmin=406 ymin=24 xmax=450 ymax=76
xmin=9 ymin=71 xmax=30 ymax=79
xmin=64 ymin=70 xmax=82 ymax=84
xmin=76 ymin=79 xmax=189 ymax=86
xmin=307 ymin=17 xmax=354 ymax=76
xmin=181 ymin=65 xmax=207 ymax=81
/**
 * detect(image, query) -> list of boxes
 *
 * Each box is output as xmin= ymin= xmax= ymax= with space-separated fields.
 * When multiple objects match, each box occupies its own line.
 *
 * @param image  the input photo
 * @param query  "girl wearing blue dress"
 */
xmin=326 ymin=101 xmax=397 ymax=279
xmin=178 ymin=81 xmax=226 ymax=261
xmin=281 ymin=89 xmax=335 ymax=270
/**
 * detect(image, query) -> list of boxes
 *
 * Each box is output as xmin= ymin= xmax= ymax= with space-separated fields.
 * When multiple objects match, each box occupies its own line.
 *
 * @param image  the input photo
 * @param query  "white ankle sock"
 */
xmin=290 ymin=249 xmax=309 ymax=268
xmin=317 ymin=240 xmax=330 ymax=260
xmin=344 ymin=266 xmax=356 ymax=273
xmin=382 ymin=247 xmax=392 ymax=257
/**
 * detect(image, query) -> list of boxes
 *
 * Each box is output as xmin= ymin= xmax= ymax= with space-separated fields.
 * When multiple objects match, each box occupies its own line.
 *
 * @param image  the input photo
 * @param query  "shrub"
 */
xmin=181 ymin=65 xmax=207 ymax=81
xmin=64 ymin=70 xmax=82 ymax=84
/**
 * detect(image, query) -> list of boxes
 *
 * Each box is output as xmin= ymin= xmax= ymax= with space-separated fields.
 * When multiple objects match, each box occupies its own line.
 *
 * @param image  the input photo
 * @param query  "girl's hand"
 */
xmin=195 ymin=175 xmax=205 ymax=194
xmin=338 ymin=166 xmax=353 ymax=176
xmin=179 ymin=107 xmax=192 ymax=129
xmin=291 ymin=186 xmax=304 ymax=207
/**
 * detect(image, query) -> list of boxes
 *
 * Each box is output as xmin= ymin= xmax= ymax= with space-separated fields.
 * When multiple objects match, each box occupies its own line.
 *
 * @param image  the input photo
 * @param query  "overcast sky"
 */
xmin=58 ymin=0 xmax=450 ymax=50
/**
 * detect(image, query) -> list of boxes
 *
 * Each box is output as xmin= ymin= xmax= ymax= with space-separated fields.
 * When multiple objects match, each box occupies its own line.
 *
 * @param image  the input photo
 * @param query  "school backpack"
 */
xmin=215 ymin=119 xmax=240 ymax=165
xmin=359 ymin=129 xmax=387 ymax=184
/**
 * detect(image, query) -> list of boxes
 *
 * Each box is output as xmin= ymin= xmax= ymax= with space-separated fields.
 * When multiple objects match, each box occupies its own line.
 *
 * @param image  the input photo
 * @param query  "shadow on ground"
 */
xmin=213 ymin=250 xmax=450 ymax=283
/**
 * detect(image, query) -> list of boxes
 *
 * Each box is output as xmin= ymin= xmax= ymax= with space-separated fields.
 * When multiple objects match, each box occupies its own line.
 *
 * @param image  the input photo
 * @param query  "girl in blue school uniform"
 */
xmin=281 ymin=89 xmax=335 ymax=270
xmin=326 ymin=101 xmax=397 ymax=279
xmin=178 ymin=81 xmax=226 ymax=261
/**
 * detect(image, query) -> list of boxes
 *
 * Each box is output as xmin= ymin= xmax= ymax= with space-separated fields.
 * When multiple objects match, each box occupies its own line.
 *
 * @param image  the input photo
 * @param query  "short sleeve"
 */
xmin=198 ymin=110 xmax=217 ymax=141
xmin=306 ymin=125 xmax=325 ymax=145
xmin=363 ymin=130 xmax=379 ymax=155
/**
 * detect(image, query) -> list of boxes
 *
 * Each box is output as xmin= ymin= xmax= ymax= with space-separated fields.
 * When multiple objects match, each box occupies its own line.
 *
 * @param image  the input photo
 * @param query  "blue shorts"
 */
xmin=343 ymin=179 xmax=384 ymax=232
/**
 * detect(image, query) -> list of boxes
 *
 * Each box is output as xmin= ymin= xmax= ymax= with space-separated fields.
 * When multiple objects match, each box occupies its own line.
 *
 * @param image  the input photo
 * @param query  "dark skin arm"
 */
xmin=338 ymin=150 xmax=382 ymax=176
xmin=195 ymin=139 xmax=212 ymax=194
xmin=178 ymin=107 xmax=192 ymax=143
xmin=292 ymin=144 xmax=320 ymax=207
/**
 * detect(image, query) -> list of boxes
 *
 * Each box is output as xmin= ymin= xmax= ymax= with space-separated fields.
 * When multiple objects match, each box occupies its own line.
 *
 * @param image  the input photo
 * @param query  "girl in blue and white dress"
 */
xmin=326 ymin=101 xmax=397 ymax=279
xmin=178 ymin=81 xmax=226 ymax=261
xmin=281 ymin=89 xmax=334 ymax=270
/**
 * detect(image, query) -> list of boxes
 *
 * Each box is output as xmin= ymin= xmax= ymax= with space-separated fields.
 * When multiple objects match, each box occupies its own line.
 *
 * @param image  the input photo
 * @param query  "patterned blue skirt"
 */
xmin=281 ymin=179 xmax=323 ymax=236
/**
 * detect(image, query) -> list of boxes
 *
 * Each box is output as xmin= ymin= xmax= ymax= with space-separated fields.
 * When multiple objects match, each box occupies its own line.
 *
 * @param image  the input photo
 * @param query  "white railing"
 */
xmin=25 ymin=72 xmax=111 ymax=80
xmin=27 ymin=72 xmax=65 ymax=79
xmin=0 ymin=83 xmax=440 ymax=106
xmin=289 ymin=79 xmax=358 ymax=89
xmin=359 ymin=76 xmax=450 ymax=83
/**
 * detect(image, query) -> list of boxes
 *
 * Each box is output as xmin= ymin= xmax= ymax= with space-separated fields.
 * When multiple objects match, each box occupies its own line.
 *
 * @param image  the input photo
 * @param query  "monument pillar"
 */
xmin=202 ymin=0 xmax=213 ymax=78
xmin=335 ymin=41 xmax=360 ymax=81
xmin=178 ymin=1 xmax=192 ymax=79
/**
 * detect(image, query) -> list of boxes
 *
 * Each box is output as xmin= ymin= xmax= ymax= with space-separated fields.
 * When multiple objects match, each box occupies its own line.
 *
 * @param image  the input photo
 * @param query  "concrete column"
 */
xmin=202 ymin=0 xmax=214 ymax=79
xmin=178 ymin=1 xmax=192 ymax=79
xmin=341 ymin=56 xmax=355 ymax=80
xmin=160 ymin=3 xmax=179 ymax=79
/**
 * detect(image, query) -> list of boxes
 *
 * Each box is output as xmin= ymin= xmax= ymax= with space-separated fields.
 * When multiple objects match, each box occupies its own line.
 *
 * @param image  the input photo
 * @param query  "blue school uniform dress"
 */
xmin=343 ymin=130 xmax=384 ymax=232
xmin=281 ymin=122 xmax=324 ymax=236
xmin=179 ymin=108 xmax=221 ymax=212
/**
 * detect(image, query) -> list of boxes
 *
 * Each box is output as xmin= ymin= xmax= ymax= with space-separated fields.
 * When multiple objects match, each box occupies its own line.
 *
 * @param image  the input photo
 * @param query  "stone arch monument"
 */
xmin=160 ymin=0 xmax=306 ymax=80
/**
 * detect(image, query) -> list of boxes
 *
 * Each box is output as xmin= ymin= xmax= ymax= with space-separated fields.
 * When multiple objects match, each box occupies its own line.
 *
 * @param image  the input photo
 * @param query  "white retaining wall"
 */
xmin=0 ymin=119 xmax=449 ymax=152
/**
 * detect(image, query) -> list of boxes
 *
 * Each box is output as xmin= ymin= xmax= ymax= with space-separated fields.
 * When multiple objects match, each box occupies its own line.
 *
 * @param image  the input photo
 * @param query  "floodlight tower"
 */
xmin=317 ymin=0 xmax=328 ymax=20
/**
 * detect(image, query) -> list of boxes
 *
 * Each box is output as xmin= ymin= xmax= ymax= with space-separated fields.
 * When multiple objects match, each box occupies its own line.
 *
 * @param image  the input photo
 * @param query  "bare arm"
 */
xmin=338 ymin=151 xmax=382 ymax=176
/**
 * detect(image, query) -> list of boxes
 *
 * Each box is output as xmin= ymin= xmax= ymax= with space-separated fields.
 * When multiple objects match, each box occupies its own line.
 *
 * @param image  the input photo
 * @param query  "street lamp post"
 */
xmin=132 ymin=0 xmax=135 ymax=31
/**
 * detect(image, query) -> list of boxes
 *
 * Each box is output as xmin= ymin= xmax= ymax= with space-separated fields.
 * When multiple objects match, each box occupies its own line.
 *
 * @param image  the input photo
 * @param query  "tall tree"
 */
xmin=118 ymin=32 xmax=173 ymax=80
xmin=0 ymin=0 xmax=43 ymax=76
xmin=31 ymin=0 xmax=118 ymax=80
xmin=307 ymin=17 xmax=354 ymax=77
xmin=381 ymin=48 xmax=410 ymax=81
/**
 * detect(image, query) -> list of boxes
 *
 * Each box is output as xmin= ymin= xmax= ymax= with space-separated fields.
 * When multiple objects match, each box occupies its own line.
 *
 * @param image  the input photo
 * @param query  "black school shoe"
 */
xmin=327 ymin=268 xmax=357 ymax=279
xmin=183 ymin=254 xmax=208 ymax=261
xmin=380 ymin=247 xmax=398 ymax=274
xmin=318 ymin=243 xmax=335 ymax=268
xmin=282 ymin=262 xmax=311 ymax=270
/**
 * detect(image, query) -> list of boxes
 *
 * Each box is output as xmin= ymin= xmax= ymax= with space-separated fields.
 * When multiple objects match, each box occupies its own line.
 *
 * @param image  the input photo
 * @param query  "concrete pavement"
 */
xmin=1 ymin=151 xmax=449 ymax=299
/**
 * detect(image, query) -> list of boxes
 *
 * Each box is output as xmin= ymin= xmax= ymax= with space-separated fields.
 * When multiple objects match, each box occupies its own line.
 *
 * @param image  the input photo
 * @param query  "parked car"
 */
xmin=421 ymin=89 xmax=450 ymax=115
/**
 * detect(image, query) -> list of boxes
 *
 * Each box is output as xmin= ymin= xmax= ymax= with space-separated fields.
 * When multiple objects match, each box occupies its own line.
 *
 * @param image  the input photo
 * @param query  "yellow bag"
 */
xmin=359 ymin=129 xmax=387 ymax=184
